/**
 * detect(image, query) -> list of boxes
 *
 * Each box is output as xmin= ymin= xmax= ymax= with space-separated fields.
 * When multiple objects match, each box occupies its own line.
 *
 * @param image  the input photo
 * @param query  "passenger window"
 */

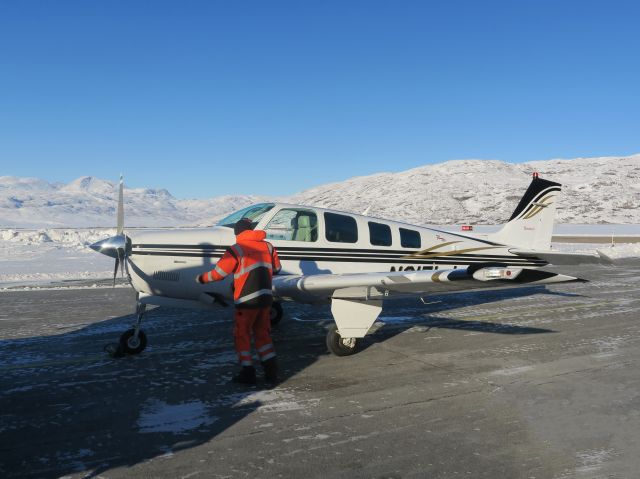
xmin=368 ymin=222 xmax=392 ymax=246
xmin=265 ymin=209 xmax=318 ymax=242
xmin=400 ymin=228 xmax=421 ymax=248
xmin=325 ymin=213 xmax=358 ymax=243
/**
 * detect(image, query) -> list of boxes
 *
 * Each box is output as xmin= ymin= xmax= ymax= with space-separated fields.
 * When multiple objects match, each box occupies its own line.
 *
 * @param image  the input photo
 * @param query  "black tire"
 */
xmin=270 ymin=302 xmax=284 ymax=326
xmin=326 ymin=323 xmax=360 ymax=356
xmin=119 ymin=329 xmax=147 ymax=355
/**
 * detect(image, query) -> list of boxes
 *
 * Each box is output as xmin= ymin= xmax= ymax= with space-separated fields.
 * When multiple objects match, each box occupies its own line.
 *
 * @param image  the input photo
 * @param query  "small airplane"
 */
xmin=91 ymin=173 xmax=611 ymax=357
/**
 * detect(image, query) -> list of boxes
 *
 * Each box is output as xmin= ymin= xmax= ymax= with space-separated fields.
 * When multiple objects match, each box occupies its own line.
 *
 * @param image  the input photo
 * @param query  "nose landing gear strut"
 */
xmin=119 ymin=303 xmax=147 ymax=355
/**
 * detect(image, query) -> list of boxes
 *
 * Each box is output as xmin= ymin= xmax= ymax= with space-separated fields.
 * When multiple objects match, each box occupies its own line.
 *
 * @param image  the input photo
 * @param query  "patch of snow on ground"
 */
xmin=137 ymin=399 xmax=218 ymax=434
xmin=224 ymin=388 xmax=321 ymax=413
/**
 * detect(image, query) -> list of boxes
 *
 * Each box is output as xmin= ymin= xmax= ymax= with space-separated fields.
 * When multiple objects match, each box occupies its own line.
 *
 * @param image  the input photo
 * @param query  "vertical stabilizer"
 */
xmin=489 ymin=174 xmax=561 ymax=250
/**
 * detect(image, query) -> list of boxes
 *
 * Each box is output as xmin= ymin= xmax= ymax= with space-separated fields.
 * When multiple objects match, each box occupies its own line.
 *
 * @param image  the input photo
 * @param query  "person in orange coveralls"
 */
xmin=197 ymin=218 xmax=281 ymax=384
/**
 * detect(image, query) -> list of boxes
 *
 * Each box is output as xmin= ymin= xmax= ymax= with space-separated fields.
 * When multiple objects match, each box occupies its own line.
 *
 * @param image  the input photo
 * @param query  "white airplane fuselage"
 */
xmin=126 ymin=202 xmax=545 ymax=306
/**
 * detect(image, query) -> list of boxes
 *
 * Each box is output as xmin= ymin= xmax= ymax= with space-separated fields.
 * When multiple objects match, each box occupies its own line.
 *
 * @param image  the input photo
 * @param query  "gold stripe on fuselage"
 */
xmin=402 ymin=245 xmax=502 ymax=260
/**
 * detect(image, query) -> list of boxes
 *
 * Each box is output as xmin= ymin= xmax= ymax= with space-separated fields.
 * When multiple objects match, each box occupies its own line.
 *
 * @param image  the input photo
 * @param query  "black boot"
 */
xmin=262 ymin=357 xmax=279 ymax=384
xmin=232 ymin=366 xmax=257 ymax=385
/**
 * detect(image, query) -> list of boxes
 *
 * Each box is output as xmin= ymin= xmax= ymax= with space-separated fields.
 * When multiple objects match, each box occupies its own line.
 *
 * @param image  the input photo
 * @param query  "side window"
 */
xmin=324 ymin=213 xmax=358 ymax=243
xmin=265 ymin=209 xmax=318 ymax=242
xmin=368 ymin=221 xmax=392 ymax=246
xmin=400 ymin=228 xmax=421 ymax=248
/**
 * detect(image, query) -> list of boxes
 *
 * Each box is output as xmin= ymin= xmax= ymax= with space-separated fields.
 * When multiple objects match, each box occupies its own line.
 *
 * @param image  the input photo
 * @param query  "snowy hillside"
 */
xmin=291 ymin=155 xmax=640 ymax=225
xmin=1 ymin=154 xmax=639 ymax=227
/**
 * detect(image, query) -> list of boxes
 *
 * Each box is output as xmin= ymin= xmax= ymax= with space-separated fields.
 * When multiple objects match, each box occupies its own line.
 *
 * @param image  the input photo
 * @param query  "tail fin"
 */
xmin=489 ymin=174 xmax=561 ymax=250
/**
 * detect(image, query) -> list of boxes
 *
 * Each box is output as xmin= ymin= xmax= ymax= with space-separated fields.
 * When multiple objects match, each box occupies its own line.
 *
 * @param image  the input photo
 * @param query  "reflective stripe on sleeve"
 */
xmin=235 ymin=289 xmax=273 ymax=304
xmin=214 ymin=265 xmax=228 ymax=278
xmin=206 ymin=271 xmax=214 ymax=282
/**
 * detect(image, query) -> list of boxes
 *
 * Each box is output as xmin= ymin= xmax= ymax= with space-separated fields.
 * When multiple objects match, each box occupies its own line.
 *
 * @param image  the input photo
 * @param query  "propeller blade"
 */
xmin=124 ymin=254 xmax=130 ymax=279
xmin=120 ymin=250 xmax=126 ymax=278
xmin=123 ymin=237 xmax=131 ymax=280
xmin=113 ymin=256 xmax=120 ymax=287
xmin=117 ymin=174 xmax=124 ymax=235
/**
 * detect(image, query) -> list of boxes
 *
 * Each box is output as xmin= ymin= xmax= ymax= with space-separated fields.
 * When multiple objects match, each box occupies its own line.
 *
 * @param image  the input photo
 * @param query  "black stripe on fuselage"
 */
xmin=132 ymin=245 xmax=543 ymax=262
xmin=131 ymin=250 xmax=545 ymax=266
xmin=131 ymin=243 xmax=546 ymax=266
xmin=132 ymin=244 xmax=506 ymax=254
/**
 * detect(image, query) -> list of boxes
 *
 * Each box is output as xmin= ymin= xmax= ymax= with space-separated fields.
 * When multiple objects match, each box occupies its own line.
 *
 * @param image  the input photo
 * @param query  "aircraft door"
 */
xmin=265 ymin=208 xmax=318 ymax=242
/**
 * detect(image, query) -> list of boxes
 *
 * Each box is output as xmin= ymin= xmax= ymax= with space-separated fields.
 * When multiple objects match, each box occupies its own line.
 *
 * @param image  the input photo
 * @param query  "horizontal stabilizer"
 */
xmin=510 ymin=249 xmax=614 ymax=266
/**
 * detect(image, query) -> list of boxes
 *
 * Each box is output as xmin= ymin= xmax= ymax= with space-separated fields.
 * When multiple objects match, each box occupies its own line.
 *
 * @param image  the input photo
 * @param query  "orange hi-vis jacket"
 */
xmin=199 ymin=230 xmax=281 ymax=308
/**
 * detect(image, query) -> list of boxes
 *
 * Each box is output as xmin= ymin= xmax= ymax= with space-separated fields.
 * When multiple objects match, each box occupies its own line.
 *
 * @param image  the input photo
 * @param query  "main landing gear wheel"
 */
xmin=270 ymin=302 xmax=283 ymax=326
xmin=119 ymin=328 xmax=147 ymax=355
xmin=326 ymin=323 xmax=360 ymax=356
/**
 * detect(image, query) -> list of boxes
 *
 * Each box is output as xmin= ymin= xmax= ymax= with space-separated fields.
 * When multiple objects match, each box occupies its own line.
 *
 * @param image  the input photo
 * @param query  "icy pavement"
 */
xmin=1 ymin=264 xmax=640 ymax=478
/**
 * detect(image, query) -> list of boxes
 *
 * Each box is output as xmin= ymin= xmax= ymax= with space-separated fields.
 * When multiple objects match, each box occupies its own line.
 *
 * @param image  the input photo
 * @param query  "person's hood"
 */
xmin=236 ymin=229 xmax=267 ymax=243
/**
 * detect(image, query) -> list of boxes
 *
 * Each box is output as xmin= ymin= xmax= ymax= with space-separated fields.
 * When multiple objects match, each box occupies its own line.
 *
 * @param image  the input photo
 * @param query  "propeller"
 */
xmin=90 ymin=175 xmax=131 ymax=286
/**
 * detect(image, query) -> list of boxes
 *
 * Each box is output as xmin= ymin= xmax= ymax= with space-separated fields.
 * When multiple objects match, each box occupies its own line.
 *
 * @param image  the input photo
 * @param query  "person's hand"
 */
xmin=196 ymin=274 xmax=204 ymax=284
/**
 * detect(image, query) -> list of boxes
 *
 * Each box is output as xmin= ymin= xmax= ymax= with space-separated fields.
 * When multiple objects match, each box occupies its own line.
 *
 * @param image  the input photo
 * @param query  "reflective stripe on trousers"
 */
xmin=257 ymin=342 xmax=276 ymax=361
xmin=238 ymin=350 xmax=252 ymax=366
xmin=233 ymin=307 xmax=274 ymax=367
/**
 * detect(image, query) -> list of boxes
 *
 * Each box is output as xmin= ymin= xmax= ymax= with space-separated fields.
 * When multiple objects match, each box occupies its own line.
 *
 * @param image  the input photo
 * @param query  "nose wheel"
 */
xmin=107 ymin=302 xmax=148 ymax=357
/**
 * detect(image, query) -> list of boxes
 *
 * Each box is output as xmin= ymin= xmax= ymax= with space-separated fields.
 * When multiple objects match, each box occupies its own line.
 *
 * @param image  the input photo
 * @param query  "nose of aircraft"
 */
xmin=90 ymin=234 xmax=129 ymax=258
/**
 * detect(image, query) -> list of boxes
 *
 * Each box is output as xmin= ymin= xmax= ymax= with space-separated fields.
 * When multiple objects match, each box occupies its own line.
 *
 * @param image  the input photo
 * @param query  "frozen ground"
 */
xmin=1 ymin=225 xmax=639 ymax=288
xmin=1 ymin=264 xmax=640 ymax=478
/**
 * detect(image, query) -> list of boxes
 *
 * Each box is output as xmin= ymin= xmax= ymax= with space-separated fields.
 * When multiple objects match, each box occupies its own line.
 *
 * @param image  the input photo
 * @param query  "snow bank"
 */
xmin=1 ymin=228 xmax=116 ymax=248
xmin=554 ymin=241 xmax=640 ymax=260
xmin=0 ymin=228 xmax=115 ymax=288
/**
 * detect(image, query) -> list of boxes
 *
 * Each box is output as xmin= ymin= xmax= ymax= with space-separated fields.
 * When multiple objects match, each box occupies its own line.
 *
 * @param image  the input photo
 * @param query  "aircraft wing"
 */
xmin=272 ymin=265 xmax=583 ymax=303
xmin=509 ymin=249 xmax=614 ymax=265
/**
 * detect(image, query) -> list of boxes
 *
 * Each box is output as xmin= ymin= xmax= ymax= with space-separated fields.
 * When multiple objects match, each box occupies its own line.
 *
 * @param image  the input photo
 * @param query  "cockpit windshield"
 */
xmin=216 ymin=203 xmax=275 ymax=229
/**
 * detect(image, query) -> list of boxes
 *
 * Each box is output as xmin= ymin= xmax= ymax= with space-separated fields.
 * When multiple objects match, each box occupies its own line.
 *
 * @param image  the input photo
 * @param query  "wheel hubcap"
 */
xmin=127 ymin=336 xmax=140 ymax=349
xmin=340 ymin=337 xmax=356 ymax=348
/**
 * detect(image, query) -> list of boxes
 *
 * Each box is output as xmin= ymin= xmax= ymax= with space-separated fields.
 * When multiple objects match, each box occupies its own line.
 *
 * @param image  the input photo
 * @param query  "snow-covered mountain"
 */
xmin=292 ymin=155 xmax=640 ymax=225
xmin=0 ymin=176 xmax=266 ymax=227
xmin=1 ymin=154 xmax=639 ymax=228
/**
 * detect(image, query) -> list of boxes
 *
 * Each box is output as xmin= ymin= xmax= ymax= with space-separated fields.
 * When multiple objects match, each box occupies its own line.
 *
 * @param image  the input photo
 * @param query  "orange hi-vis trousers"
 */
xmin=234 ymin=307 xmax=275 ymax=367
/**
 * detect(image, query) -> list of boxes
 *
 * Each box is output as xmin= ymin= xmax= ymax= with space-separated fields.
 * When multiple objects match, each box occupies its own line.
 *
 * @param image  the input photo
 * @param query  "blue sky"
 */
xmin=1 ymin=1 xmax=639 ymax=198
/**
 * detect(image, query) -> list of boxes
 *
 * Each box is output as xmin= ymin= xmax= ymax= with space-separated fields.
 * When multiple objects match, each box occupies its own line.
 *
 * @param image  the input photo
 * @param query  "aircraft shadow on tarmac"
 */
xmin=0 ymin=284 xmax=570 ymax=478
xmin=355 ymin=286 xmax=568 ymax=354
